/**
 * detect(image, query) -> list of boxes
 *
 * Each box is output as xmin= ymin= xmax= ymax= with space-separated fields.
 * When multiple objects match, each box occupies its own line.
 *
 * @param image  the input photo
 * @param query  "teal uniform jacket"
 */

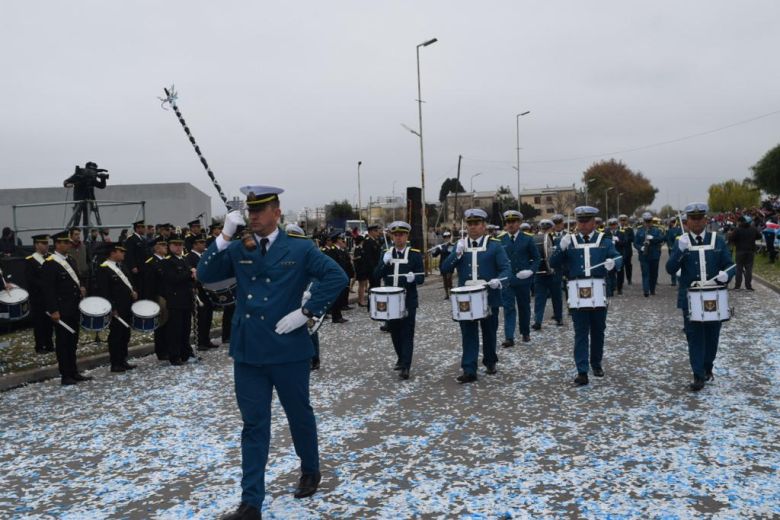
xmin=498 ymin=231 xmax=540 ymax=286
xmin=549 ymin=232 xmax=623 ymax=279
xmin=665 ymin=231 xmax=734 ymax=312
xmin=374 ymin=247 xmax=425 ymax=309
xmin=666 ymin=226 xmax=683 ymax=250
xmin=197 ymin=229 xmax=348 ymax=365
xmin=440 ymin=236 xmax=512 ymax=307
xmin=634 ymin=226 xmax=665 ymax=260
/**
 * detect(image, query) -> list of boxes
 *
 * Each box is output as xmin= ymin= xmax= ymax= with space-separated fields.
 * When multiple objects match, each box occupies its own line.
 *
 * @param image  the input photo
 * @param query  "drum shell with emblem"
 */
xmin=567 ymin=278 xmax=607 ymax=309
xmin=687 ymin=286 xmax=730 ymax=322
xmin=0 ymin=287 xmax=30 ymax=321
xmin=203 ymin=277 xmax=237 ymax=307
xmin=78 ymin=296 xmax=112 ymax=331
xmin=450 ymin=285 xmax=489 ymax=321
xmin=369 ymin=286 xmax=407 ymax=321
xmin=131 ymin=299 xmax=161 ymax=331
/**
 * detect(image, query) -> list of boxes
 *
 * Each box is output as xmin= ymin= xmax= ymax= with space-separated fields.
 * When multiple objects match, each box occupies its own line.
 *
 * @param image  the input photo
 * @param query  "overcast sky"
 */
xmin=2 ymin=1 xmax=778 ymax=218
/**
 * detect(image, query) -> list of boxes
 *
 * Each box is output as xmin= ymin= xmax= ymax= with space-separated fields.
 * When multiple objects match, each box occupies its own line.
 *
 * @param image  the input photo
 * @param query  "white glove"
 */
xmin=405 ymin=272 xmax=416 ymax=283
xmin=456 ymin=239 xmax=466 ymax=257
xmin=301 ymin=290 xmax=312 ymax=306
xmin=223 ymin=210 xmax=245 ymax=238
xmin=678 ymin=234 xmax=690 ymax=252
xmin=559 ymin=234 xmax=572 ymax=250
xmin=613 ymin=236 xmax=619 ymax=243
xmin=516 ymin=269 xmax=533 ymax=280
xmin=645 ymin=234 xmax=654 ymax=242
xmin=383 ymin=250 xmax=393 ymax=265
xmin=274 ymin=308 xmax=309 ymax=335
xmin=640 ymin=246 xmax=646 ymax=253
xmin=675 ymin=269 xmax=681 ymax=277
xmin=716 ymin=270 xmax=729 ymax=283
xmin=604 ymin=258 xmax=615 ymax=271
xmin=487 ymin=278 xmax=502 ymax=289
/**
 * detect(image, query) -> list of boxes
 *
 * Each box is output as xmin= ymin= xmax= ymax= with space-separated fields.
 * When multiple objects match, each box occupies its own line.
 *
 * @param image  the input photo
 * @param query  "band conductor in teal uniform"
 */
xmin=374 ymin=220 xmax=425 ymax=380
xmin=197 ymin=186 xmax=348 ymax=520
xmin=666 ymin=202 xmax=734 ymax=392
xmin=498 ymin=210 xmax=540 ymax=346
xmin=441 ymin=208 xmax=511 ymax=383
xmin=550 ymin=206 xmax=623 ymax=386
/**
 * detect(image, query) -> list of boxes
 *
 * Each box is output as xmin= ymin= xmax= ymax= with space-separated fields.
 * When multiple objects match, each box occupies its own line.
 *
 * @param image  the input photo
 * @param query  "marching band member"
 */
xmin=666 ymin=218 xmax=683 ymax=287
xmin=532 ymin=219 xmax=563 ymax=329
xmin=441 ymin=208 xmax=511 ymax=383
xmin=374 ymin=221 xmax=424 ymax=380
xmin=607 ymin=218 xmax=626 ymax=295
xmin=499 ymin=210 xmax=540 ymax=346
xmin=96 ymin=243 xmax=138 ymax=373
xmin=617 ymin=214 xmax=635 ymax=286
xmin=634 ymin=211 xmax=665 ymax=297
xmin=142 ymin=237 xmax=170 ymax=360
xmin=666 ymin=203 xmax=734 ymax=391
xmin=431 ymin=230 xmax=455 ymax=299
xmin=162 ymin=232 xmax=196 ymax=365
xmin=188 ymin=235 xmax=219 ymax=351
xmin=25 ymin=234 xmax=54 ymax=353
xmin=550 ymin=206 xmax=622 ymax=386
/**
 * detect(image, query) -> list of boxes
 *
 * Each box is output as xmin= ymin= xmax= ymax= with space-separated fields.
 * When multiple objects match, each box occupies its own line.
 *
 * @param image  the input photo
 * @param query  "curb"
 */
xmin=753 ymin=273 xmax=780 ymax=296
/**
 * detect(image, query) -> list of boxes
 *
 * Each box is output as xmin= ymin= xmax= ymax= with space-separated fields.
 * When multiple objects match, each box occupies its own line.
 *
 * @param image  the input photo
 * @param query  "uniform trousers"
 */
xmin=533 ymin=275 xmax=563 ymax=324
xmin=195 ymin=299 xmax=214 ymax=346
xmin=166 ymin=308 xmax=192 ymax=361
xmin=107 ymin=313 xmax=131 ymax=366
xmin=388 ymin=307 xmax=416 ymax=369
xmin=639 ymin=256 xmax=660 ymax=294
xmin=31 ymin=299 xmax=54 ymax=350
xmin=311 ymin=331 xmax=320 ymax=361
xmin=459 ymin=309 xmax=499 ymax=375
xmin=502 ymin=283 xmax=531 ymax=340
xmin=683 ymin=315 xmax=721 ymax=378
xmin=54 ymin=312 xmax=80 ymax=378
xmin=234 ymin=359 xmax=318 ymax=509
xmin=734 ymin=251 xmax=755 ymax=289
xmin=620 ymin=253 xmax=633 ymax=284
xmin=571 ymin=308 xmax=607 ymax=374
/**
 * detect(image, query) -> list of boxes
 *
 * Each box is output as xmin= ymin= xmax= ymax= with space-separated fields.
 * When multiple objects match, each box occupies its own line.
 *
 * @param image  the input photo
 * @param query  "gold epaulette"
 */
xmin=288 ymin=233 xmax=306 ymax=239
xmin=164 ymin=255 xmax=171 ymax=259
xmin=100 ymin=262 xmax=108 ymax=267
xmin=410 ymin=248 xmax=420 ymax=253
xmin=45 ymin=257 xmax=55 ymax=262
xmin=497 ymin=231 xmax=508 ymax=238
xmin=490 ymin=237 xmax=501 ymax=242
xmin=25 ymin=255 xmax=34 ymax=260
xmin=523 ymin=232 xmax=534 ymax=237
xmin=145 ymin=257 xmax=154 ymax=263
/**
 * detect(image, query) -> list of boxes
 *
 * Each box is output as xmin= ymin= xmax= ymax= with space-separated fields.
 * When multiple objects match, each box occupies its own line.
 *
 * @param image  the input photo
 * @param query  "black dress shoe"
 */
xmin=110 ymin=365 xmax=127 ymax=373
xmin=73 ymin=373 xmax=93 ymax=382
xmin=501 ymin=339 xmax=515 ymax=348
xmin=531 ymin=322 xmax=541 ymax=331
xmin=311 ymin=358 xmax=320 ymax=370
xmin=705 ymin=369 xmax=714 ymax=381
xmin=689 ymin=376 xmax=706 ymax=391
xmin=157 ymin=354 xmax=169 ymax=361
xmin=221 ymin=503 xmax=262 ymax=520
xmin=651 ymin=290 xmax=656 ymax=295
xmin=592 ymin=367 xmax=604 ymax=377
xmin=456 ymin=372 xmax=477 ymax=384
xmin=35 ymin=346 xmax=47 ymax=354
xmin=555 ymin=320 xmax=563 ymax=326
xmin=61 ymin=377 xmax=78 ymax=386
xmin=485 ymin=363 xmax=497 ymax=375
xmin=379 ymin=324 xmax=390 ymax=332
xmin=573 ymin=373 xmax=589 ymax=386
xmin=393 ymin=362 xmax=403 ymax=370
xmin=293 ymin=472 xmax=322 ymax=499
xmin=399 ymin=367 xmax=410 ymax=380
xmin=169 ymin=359 xmax=185 ymax=366
xmin=332 ymin=318 xmax=348 ymax=324
xmin=644 ymin=292 xmax=649 ymax=297
xmin=522 ymin=335 xmax=530 ymax=343
xmin=122 ymin=362 xmax=137 ymax=370
xmin=343 ymin=305 xmax=354 ymax=311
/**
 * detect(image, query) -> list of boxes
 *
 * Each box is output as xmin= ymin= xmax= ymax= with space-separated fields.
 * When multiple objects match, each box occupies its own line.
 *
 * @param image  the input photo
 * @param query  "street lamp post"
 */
xmin=416 ymin=37 xmax=437 ymax=258
xmin=470 ymin=172 xmax=483 ymax=192
xmin=585 ymin=178 xmax=596 ymax=205
xmin=516 ymin=111 xmax=530 ymax=207
xmin=617 ymin=192 xmax=624 ymax=217
xmin=357 ymin=161 xmax=362 ymax=222
xmin=605 ymin=187 xmax=614 ymax=218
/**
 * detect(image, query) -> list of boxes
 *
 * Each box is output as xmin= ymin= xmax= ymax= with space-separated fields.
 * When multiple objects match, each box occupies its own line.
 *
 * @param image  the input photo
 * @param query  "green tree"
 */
xmin=658 ymin=204 xmax=676 ymax=219
xmin=439 ymin=177 xmax=466 ymax=223
xmin=519 ymin=202 xmax=540 ymax=220
xmin=582 ymin=159 xmax=658 ymax=218
xmin=708 ymin=179 xmax=760 ymax=212
xmin=326 ymin=199 xmax=357 ymax=223
xmin=751 ymin=143 xmax=780 ymax=195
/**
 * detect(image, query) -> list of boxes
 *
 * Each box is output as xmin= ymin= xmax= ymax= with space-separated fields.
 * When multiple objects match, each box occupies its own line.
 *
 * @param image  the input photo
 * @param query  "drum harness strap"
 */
xmin=687 ymin=232 xmax=716 ymax=285
xmin=390 ymin=247 xmax=410 ymax=287
xmin=50 ymin=252 xmax=81 ymax=288
xmin=101 ymin=260 xmax=134 ymax=294
xmin=464 ymin=235 xmax=487 ymax=285
xmin=571 ymin=232 xmax=603 ymax=277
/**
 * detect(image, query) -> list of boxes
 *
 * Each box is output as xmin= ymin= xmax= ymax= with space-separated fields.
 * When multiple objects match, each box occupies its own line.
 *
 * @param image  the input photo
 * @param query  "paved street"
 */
xmin=1 ymin=265 xmax=779 ymax=519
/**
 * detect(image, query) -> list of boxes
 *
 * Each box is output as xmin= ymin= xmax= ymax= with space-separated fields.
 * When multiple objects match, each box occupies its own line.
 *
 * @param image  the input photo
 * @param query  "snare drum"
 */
xmin=687 ymin=286 xmax=730 ymax=322
xmin=79 ymin=296 xmax=112 ymax=331
xmin=131 ymin=299 xmax=161 ymax=331
xmin=0 ymin=287 xmax=30 ymax=321
xmin=369 ymin=286 xmax=407 ymax=321
xmin=450 ymin=285 xmax=489 ymax=321
xmin=567 ymin=278 xmax=607 ymax=309
xmin=203 ymin=277 xmax=237 ymax=307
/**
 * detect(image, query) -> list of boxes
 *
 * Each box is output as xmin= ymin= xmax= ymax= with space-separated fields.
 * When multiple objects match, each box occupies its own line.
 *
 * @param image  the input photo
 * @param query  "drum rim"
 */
xmin=0 ymin=287 xmax=29 ymax=304
xmin=131 ymin=300 xmax=161 ymax=317
xmin=370 ymin=287 xmax=406 ymax=294
xmin=79 ymin=296 xmax=112 ymax=315
xmin=687 ymin=285 xmax=726 ymax=292
xmin=451 ymin=286 xmax=487 ymax=293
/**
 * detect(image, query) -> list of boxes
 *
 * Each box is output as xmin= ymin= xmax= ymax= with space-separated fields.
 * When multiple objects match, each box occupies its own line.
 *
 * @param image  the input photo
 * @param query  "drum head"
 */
xmin=370 ymin=286 xmax=405 ymax=295
xmin=132 ymin=299 xmax=160 ymax=318
xmin=202 ymin=277 xmax=237 ymax=291
xmin=79 ymin=296 xmax=112 ymax=316
xmin=452 ymin=286 xmax=485 ymax=294
xmin=0 ymin=287 xmax=29 ymax=304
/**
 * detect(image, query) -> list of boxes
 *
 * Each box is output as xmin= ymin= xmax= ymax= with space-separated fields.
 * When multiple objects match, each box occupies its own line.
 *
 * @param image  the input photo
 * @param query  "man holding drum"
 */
xmin=441 ymin=208 xmax=511 ymax=383
xmin=499 ymin=210 xmax=540 ymax=346
xmin=42 ymin=230 xmax=91 ymax=385
xmin=634 ymin=212 xmax=665 ymax=297
xmin=96 ymin=243 xmax=138 ymax=373
xmin=198 ymin=186 xmax=347 ymax=518
xmin=374 ymin=221 xmax=425 ymax=380
xmin=143 ymin=237 xmax=170 ymax=360
xmin=666 ymin=203 xmax=734 ymax=391
xmin=550 ymin=206 xmax=622 ymax=386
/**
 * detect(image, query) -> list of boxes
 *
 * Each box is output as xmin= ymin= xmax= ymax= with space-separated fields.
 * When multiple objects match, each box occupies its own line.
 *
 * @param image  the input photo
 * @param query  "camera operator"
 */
xmin=64 ymin=161 xmax=109 ymax=228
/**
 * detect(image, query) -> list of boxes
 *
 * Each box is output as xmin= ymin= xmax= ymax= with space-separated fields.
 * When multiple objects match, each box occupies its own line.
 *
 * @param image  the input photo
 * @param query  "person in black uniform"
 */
xmin=352 ymin=235 xmax=370 ymax=307
xmin=364 ymin=224 xmax=383 ymax=290
xmin=162 ymin=233 xmax=196 ymax=365
xmin=96 ymin=243 xmax=138 ymax=372
xmin=25 ymin=234 xmax=54 ymax=353
xmin=185 ymin=219 xmax=204 ymax=252
xmin=617 ymin=214 xmax=634 ymax=286
xmin=42 ymin=231 xmax=92 ymax=385
xmin=431 ymin=230 xmax=455 ymax=299
xmin=123 ymin=219 xmax=148 ymax=291
xmin=326 ymin=232 xmax=352 ymax=323
xmin=142 ymin=236 xmax=169 ymax=360
xmin=188 ymin=234 xmax=219 ymax=350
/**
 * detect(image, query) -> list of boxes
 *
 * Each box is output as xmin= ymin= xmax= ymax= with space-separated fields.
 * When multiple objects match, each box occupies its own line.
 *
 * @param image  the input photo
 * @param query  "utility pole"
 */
xmin=454 ymin=154 xmax=462 ymax=229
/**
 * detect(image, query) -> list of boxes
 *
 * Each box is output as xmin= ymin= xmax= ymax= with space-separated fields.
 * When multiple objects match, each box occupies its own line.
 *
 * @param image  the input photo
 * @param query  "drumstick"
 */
xmin=46 ymin=312 xmax=76 ymax=334
xmin=693 ymin=264 xmax=736 ymax=287
xmin=115 ymin=315 xmax=131 ymax=329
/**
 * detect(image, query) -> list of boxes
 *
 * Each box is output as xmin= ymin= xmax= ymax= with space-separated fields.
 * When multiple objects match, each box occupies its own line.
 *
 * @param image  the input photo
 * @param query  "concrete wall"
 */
xmin=0 ymin=183 xmax=211 ymax=244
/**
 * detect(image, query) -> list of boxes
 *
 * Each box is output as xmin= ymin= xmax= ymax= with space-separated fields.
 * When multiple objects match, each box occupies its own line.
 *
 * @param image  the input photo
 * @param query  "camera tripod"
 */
xmin=65 ymin=199 xmax=103 ymax=230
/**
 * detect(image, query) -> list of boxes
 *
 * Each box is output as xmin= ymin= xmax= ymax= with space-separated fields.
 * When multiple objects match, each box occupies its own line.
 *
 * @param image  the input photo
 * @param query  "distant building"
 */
xmin=444 ymin=190 xmax=505 ymax=223
xmin=519 ymin=185 xmax=577 ymax=217
xmin=0 ymin=183 xmax=211 ymax=244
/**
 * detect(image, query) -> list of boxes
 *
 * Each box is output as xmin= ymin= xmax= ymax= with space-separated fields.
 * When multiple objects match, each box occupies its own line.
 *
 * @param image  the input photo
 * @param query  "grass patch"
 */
xmin=753 ymin=252 xmax=780 ymax=287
